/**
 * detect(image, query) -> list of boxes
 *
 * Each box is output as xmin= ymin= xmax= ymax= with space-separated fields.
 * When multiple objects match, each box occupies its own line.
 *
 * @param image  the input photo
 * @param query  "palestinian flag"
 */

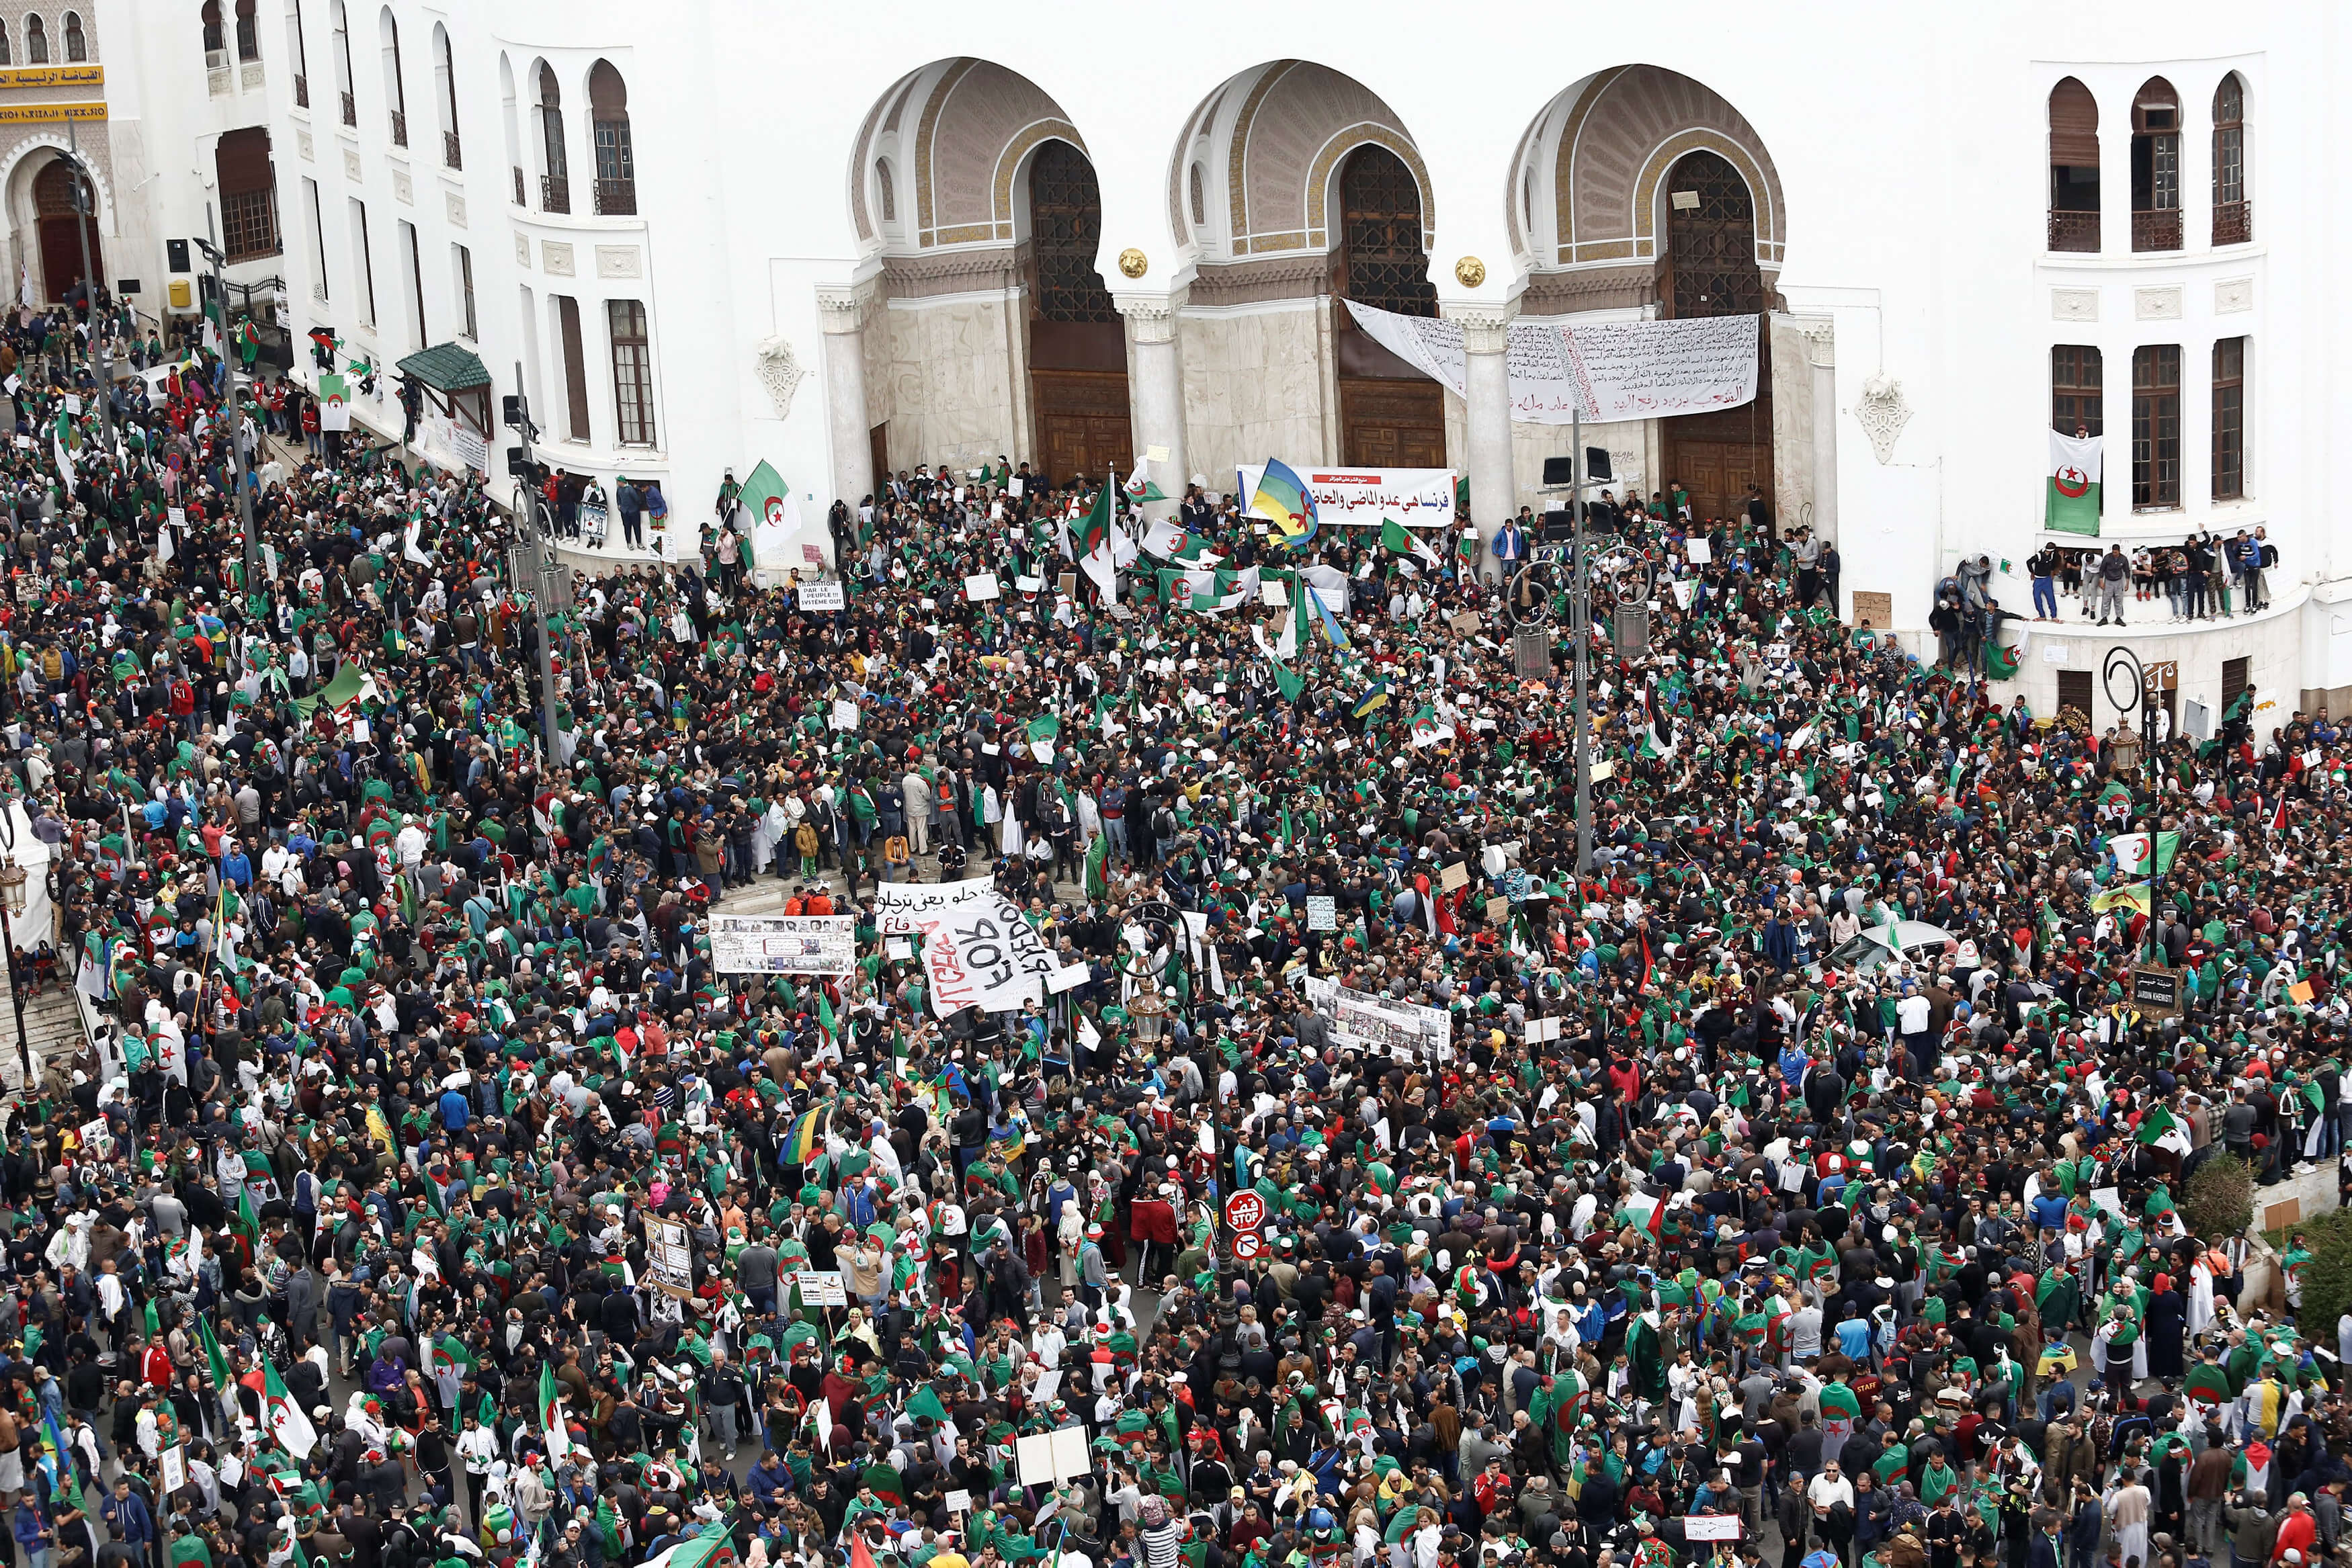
xmin=2184 ymin=1362 xmax=2234 ymax=1407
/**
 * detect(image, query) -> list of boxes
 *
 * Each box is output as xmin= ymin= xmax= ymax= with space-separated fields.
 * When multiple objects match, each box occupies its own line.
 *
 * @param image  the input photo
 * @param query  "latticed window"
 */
xmin=222 ymin=187 xmax=280 ymax=261
xmin=1339 ymin=144 xmax=1435 ymax=316
xmin=2052 ymin=345 xmax=2102 ymax=436
xmin=2213 ymin=75 xmax=2250 ymax=245
xmin=609 ymin=298 xmax=654 ymax=446
xmin=1663 ymin=150 xmax=1763 ymax=319
xmin=1030 ymin=140 xmax=1113 ymax=324
xmin=2212 ymin=337 xmax=2244 ymax=500
xmin=2132 ymin=344 xmax=2181 ymax=509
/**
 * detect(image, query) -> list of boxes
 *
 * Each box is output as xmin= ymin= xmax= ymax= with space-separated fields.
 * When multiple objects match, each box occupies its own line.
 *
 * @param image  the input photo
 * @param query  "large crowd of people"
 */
xmin=0 ymin=304 xmax=2337 ymax=1568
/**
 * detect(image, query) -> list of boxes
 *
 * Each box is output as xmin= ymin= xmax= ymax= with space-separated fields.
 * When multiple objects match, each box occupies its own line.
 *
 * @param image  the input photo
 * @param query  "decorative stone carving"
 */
xmin=1116 ymin=297 xmax=1179 ymax=345
xmin=595 ymin=245 xmax=641 ymax=280
xmin=445 ymin=191 xmax=466 ymax=228
xmin=296 ymin=129 xmax=314 ymax=162
xmin=2051 ymin=288 xmax=2098 ymax=322
xmin=2215 ymin=277 xmax=2253 ymax=314
xmin=241 ymin=62 xmax=264 ymax=91
xmin=392 ymin=169 xmax=413 ymax=205
xmin=542 ymin=241 xmax=575 ymax=277
xmin=1853 ymin=373 xmax=1910 ymax=464
xmin=814 ymin=287 xmax=863 ymax=335
xmin=1117 ymin=247 xmax=1147 ymax=279
xmin=754 ymin=337 xmax=806 ymax=420
xmin=343 ymin=148 xmax=361 ymax=181
xmin=513 ymin=234 xmax=530 ymax=267
xmin=2135 ymin=286 xmax=2183 ymax=320
xmin=1800 ymin=320 xmax=1834 ymax=369
xmin=1441 ymin=304 xmax=1513 ymax=355
xmin=1454 ymin=256 xmax=1486 ymax=288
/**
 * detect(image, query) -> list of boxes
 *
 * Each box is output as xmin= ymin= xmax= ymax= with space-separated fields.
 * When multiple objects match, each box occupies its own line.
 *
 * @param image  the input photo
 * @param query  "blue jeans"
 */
xmin=2033 ymin=577 xmax=2057 ymax=618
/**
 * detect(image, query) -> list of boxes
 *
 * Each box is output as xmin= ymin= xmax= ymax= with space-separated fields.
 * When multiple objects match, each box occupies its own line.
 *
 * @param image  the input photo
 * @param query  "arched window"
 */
xmin=432 ymin=24 xmax=458 ymax=168
xmin=2047 ymin=77 xmax=2099 ymax=253
xmin=0 ymin=21 xmax=14 ymax=64
xmin=1028 ymin=140 xmax=1113 ymax=322
xmin=1337 ymin=144 xmax=1435 ymax=316
xmin=1189 ymin=163 xmax=1204 ymax=228
xmin=588 ymin=60 xmax=632 ymax=215
xmin=1660 ymin=150 xmax=1761 ymax=319
xmin=229 ymin=0 xmax=251 ymax=60
xmin=536 ymin=62 xmax=568 ymax=212
xmin=2213 ymin=73 xmax=2250 ymax=245
xmin=28 ymin=15 xmax=51 ymax=64
xmin=1521 ymin=167 xmax=1534 ymax=238
xmin=200 ymin=1 xmax=223 ymax=56
xmin=331 ymin=0 xmax=353 ymax=125
xmin=284 ymin=0 xmax=308 ymax=106
xmin=2130 ymin=77 xmax=2182 ymax=252
xmin=875 ymin=159 xmax=895 ymax=224
xmin=378 ymin=9 xmax=405 ymax=146
xmin=499 ymin=53 xmax=522 ymax=206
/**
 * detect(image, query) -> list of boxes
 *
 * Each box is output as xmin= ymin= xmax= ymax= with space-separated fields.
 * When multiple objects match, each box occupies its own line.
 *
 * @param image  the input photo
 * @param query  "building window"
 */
xmin=875 ymin=159 xmax=894 ymax=224
xmin=2131 ymin=343 xmax=2181 ymax=508
xmin=60 ymin=9 xmax=83 ymax=60
xmin=2130 ymin=77 xmax=2182 ymax=252
xmin=229 ymin=0 xmax=252 ymax=60
xmin=380 ymin=9 xmax=405 ymax=146
xmin=1338 ymin=142 xmax=1437 ymax=316
xmin=1 ymin=21 xmax=16 ymax=64
xmin=1028 ymin=140 xmax=1114 ymax=323
xmin=349 ymin=196 xmax=376 ymax=324
xmin=2212 ymin=335 xmax=2245 ymax=500
xmin=304 ymin=176 xmax=327 ymax=300
xmin=27 ymin=16 xmax=50 ymax=64
xmin=1189 ymin=163 xmax=1204 ymax=228
xmin=555 ymin=294 xmax=589 ymax=439
xmin=216 ymin=127 xmax=281 ymax=260
xmin=202 ymin=0 xmax=223 ymax=54
xmin=589 ymin=60 xmax=633 ymax=215
xmin=536 ymin=62 xmax=568 ymax=213
xmin=2052 ymin=345 xmax=2102 ymax=436
xmin=2047 ymin=77 xmax=2099 ymax=252
xmin=608 ymin=298 xmax=653 ymax=445
xmin=454 ymin=243 xmax=474 ymax=339
xmin=399 ymin=218 xmax=424 ymax=350
xmin=2213 ymin=73 xmax=2250 ymax=245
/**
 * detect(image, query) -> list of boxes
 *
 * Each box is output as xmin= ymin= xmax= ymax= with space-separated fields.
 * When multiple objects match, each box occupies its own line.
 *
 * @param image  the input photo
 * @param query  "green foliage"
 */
xmin=2182 ymin=1154 xmax=2255 ymax=1241
xmin=2288 ymin=1209 xmax=2352 ymax=1336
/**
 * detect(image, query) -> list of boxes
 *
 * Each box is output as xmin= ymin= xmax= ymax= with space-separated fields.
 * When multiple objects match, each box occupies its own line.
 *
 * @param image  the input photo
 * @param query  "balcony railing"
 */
xmin=2132 ymin=208 xmax=2183 ymax=253
xmin=2047 ymin=210 xmax=2099 ymax=253
xmin=541 ymin=175 xmax=571 ymax=213
xmin=293 ymin=74 xmax=308 ymax=108
xmin=443 ymin=130 xmax=462 ymax=170
xmin=593 ymin=177 xmax=636 ymax=216
xmin=2213 ymin=200 xmax=2253 ymax=246
xmin=340 ymin=89 xmax=355 ymax=127
xmin=388 ymin=110 xmax=407 ymax=148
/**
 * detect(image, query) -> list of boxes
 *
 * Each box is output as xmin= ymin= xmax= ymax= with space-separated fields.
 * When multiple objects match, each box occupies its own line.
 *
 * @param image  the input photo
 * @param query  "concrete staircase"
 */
xmin=0 ymin=965 xmax=87 ymax=1092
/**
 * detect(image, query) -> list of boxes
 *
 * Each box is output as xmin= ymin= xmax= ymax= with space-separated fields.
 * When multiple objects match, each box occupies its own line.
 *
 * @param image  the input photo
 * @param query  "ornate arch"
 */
xmin=847 ymin=66 xmax=920 ymax=244
xmin=987 ymin=118 xmax=1087 ymax=244
xmin=909 ymin=58 xmax=1075 ymax=249
xmin=0 ymin=132 xmax=112 ymax=233
xmin=1223 ymin=60 xmax=1431 ymax=258
xmin=1548 ymin=63 xmax=1784 ymax=268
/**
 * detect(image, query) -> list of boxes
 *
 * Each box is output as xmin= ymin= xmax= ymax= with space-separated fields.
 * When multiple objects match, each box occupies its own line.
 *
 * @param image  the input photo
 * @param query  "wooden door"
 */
xmin=1341 ymin=378 xmax=1445 ymax=470
xmin=38 ymin=214 xmax=98 ymax=300
xmin=868 ymin=423 xmax=890 ymax=496
xmin=1032 ymin=369 xmax=1131 ymax=486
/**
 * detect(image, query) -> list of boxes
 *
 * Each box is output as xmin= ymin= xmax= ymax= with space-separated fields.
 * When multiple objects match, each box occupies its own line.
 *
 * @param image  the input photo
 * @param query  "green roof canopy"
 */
xmin=394 ymin=342 xmax=491 ymax=392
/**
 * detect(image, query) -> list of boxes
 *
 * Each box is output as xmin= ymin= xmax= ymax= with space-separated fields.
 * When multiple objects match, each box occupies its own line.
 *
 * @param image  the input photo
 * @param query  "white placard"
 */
xmin=794 ymin=1270 xmax=848 ymax=1307
xmin=1236 ymin=465 xmax=1455 ymax=530
xmin=160 ymin=1445 xmax=186 ymax=1493
xmin=1685 ymin=537 xmax=1712 ymax=564
xmin=2044 ymin=644 xmax=2070 ymax=664
xmin=946 ymin=1489 xmax=972 ymax=1514
xmin=964 ymin=573 xmax=1001 ymax=602
xmin=167 ymin=507 xmax=187 ymax=531
xmin=830 ymin=697 xmax=860 ymax=731
xmin=798 ymin=581 xmax=846 ymax=611
xmin=886 ymin=937 xmax=913 ymax=961
xmin=708 ymin=914 xmax=857 ymax=976
xmin=1047 ymin=961 xmax=1091 ymax=994
xmin=1685 ymin=1516 xmax=1742 ymax=1543
xmin=1146 ymin=445 xmax=1170 ymax=464
xmin=1306 ymin=896 xmax=1338 ymax=932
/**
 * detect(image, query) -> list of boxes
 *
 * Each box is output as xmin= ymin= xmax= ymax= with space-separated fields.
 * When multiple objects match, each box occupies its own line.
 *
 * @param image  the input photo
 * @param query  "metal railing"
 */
xmin=541 ymin=175 xmax=570 ymax=213
xmin=340 ymin=89 xmax=355 ymax=126
xmin=2046 ymin=210 xmax=2099 ymax=253
xmin=593 ymin=177 xmax=636 ymax=216
xmin=388 ymin=109 xmax=407 ymax=147
xmin=2213 ymin=200 xmax=2253 ymax=246
xmin=443 ymin=130 xmax=462 ymax=170
xmin=294 ymin=74 xmax=308 ymax=107
xmin=2132 ymin=208 xmax=2183 ymax=252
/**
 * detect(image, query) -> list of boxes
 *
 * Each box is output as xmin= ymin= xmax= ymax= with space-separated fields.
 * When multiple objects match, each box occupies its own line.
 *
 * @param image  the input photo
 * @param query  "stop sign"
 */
xmin=1224 ymin=1190 xmax=1266 ymax=1231
xmin=1231 ymin=1229 xmax=1264 ymax=1260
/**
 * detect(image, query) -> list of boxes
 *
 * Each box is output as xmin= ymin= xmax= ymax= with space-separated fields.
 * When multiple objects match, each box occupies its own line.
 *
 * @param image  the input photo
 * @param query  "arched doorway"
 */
xmin=1026 ymin=139 xmax=1129 ymax=486
xmin=1335 ymin=144 xmax=1444 ymax=468
xmin=33 ymin=159 xmax=100 ymax=302
xmin=1656 ymin=149 xmax=1768 ymax=523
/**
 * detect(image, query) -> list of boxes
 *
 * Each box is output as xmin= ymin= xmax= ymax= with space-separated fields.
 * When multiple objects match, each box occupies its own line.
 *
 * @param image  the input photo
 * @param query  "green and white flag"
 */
xmin=539 ymin=1362 xmax=573 ymax=1458
xmin=2107 ymin=830 xmax=2179 ymax=876
xmin=2046 ymin=431 xmax=2101 ymax=535
xmin=1380 ymin=517 xmax=1440 ymax=567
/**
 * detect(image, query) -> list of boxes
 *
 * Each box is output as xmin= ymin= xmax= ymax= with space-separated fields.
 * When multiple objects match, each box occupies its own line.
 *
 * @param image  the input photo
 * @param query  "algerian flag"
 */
xmin=1380 ymin=517 xmax=1440 ymax=567
xmin=261 ymin=1358 xmax=317 ymax=1456
xmin=1075 ymin=476 xmax=1117 ymax=597
xmin=539 ymin=1362 xmax=573 ymax=1458
xmin=2047 ymin=430 xmax=2101 ymax=535
xmin=1122 ymin=462 xmax=1165 ymax=504
xmin=2108 ymin=831 xmax=2179 ymax=876
xmin=1407 ymin=704 xmax=1454 ymax=748
xmin=2136 ymin=1104 xmax=2192 ymax=1155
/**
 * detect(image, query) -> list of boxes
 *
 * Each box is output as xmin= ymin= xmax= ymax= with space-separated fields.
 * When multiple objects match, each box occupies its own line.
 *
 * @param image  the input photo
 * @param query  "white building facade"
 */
xmin=86 ymin=0 xmax=2352 ymax=730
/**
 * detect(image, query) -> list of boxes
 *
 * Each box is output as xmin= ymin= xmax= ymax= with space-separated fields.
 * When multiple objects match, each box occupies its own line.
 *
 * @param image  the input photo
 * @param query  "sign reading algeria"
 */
xmin=1224 ymin=1190 xmax=1266 ymax=1231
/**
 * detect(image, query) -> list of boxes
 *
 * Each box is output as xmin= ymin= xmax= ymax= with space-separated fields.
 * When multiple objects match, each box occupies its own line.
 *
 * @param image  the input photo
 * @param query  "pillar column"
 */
xmin=815 ymin=286 xmax=873 ymax=518
xmin=1804 ymin=320 xmax=1839 ymax=545
xmin=1117 ymin=293 xmax=1185 ymax=517
xmin=1447 ymin=303 xmax=1515 ymax=577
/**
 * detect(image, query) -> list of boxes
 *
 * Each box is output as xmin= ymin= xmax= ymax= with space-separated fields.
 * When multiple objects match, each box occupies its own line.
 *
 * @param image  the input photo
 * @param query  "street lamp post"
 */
xmin=192 ymin=223 xmax=261 ymax=587
xmin=58 ymin=118 xmax=114 ymax=452
xmin=502 ymin=369 xmax=565 ymax=763
xmin=2103 ymin=645 xmax=2165 ymax=958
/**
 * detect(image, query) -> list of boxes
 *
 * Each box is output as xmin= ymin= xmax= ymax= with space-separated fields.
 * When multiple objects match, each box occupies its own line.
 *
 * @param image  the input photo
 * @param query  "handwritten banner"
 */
xmin=1342 ymin=300 xmax=1756 ymax=425
xmin=1236 ymin=466 xmax=1455 ymax=529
